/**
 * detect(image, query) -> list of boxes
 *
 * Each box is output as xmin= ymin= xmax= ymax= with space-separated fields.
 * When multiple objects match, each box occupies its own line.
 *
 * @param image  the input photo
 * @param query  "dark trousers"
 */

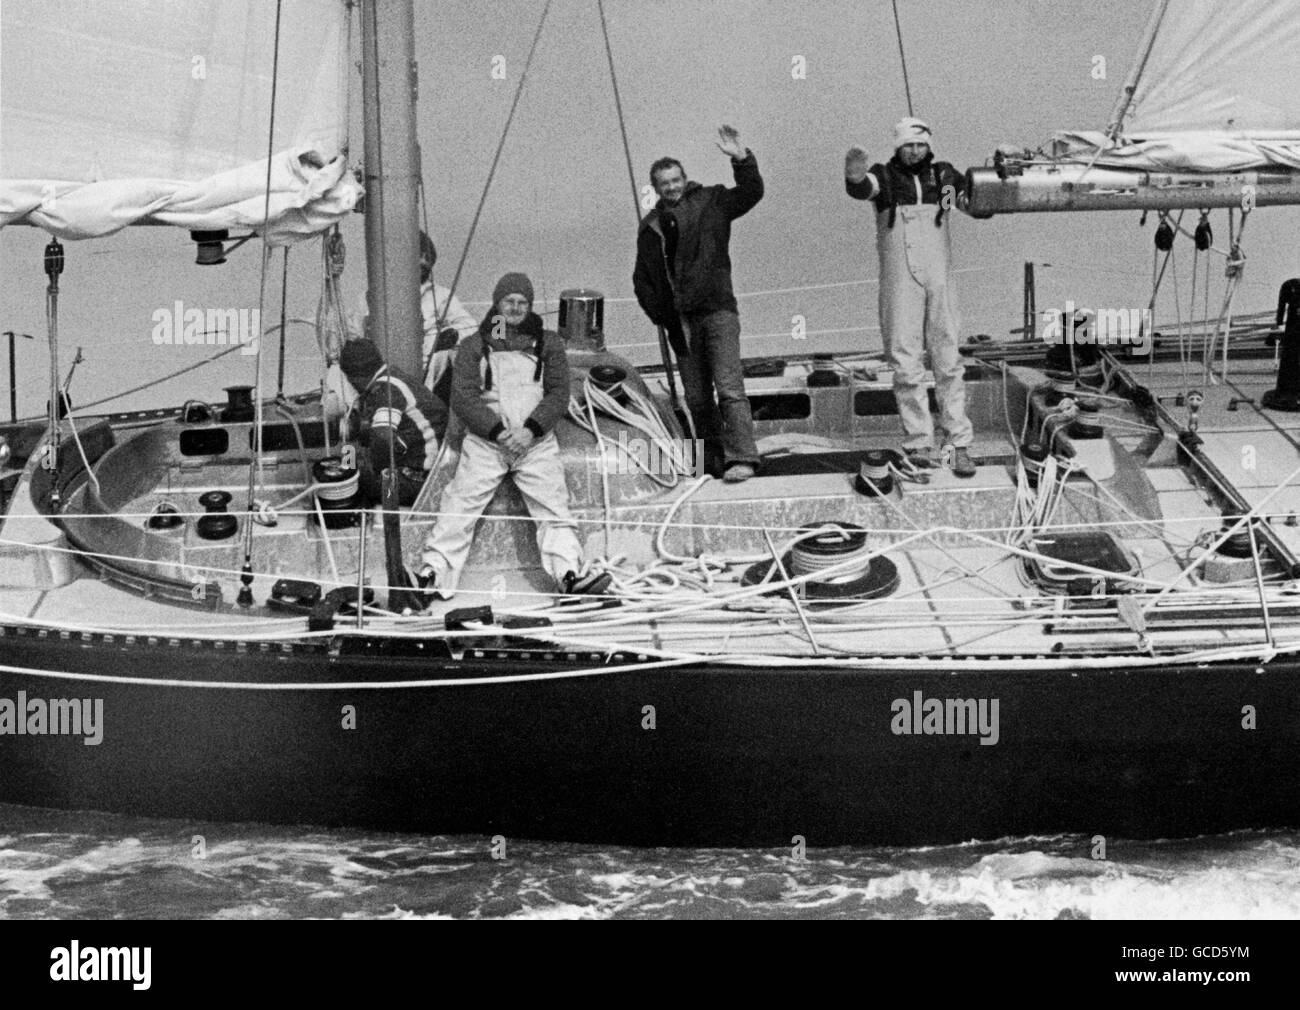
xmin=357 ymin=450 xmax=426 ymax=507
xmin=674 ymin=309 xmax=759 ymax=467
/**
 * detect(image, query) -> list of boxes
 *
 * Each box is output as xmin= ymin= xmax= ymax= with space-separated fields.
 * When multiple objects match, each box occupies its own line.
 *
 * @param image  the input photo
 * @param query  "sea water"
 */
xmin=2 ymin=803 xmax=1297 ymax=920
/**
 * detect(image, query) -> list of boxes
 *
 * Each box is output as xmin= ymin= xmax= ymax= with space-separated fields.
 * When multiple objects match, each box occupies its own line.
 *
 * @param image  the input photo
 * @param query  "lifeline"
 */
xmin=0 ymin=692 xmax=103 ymax=745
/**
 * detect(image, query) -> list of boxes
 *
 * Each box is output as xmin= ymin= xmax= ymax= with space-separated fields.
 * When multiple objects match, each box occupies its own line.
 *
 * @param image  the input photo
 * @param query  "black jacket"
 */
xmin=633 ymin=152 xmax=764 ymax=349
xmin=846 ymin=152 xmax=965 ymax=227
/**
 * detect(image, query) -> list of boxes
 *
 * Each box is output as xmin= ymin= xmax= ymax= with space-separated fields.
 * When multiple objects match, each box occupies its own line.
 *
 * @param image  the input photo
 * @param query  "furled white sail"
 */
xmin=1049 ymin=130 xmax=1300 ymax=174
xmin=0 ymin=0 xmax=359 ymax=241
xmin=1054 ymin=0 xmax=1300 ymax=172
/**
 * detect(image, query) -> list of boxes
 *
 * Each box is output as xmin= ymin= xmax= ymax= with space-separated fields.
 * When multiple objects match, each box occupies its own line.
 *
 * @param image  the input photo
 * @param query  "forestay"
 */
xmin=1051 ymin=0 xmax=1300 ymax=172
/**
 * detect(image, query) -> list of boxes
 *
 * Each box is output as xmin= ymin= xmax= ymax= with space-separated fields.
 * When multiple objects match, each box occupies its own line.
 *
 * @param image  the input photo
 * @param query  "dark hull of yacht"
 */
xmin=1 ymin=627 xmax=1295 ymax=846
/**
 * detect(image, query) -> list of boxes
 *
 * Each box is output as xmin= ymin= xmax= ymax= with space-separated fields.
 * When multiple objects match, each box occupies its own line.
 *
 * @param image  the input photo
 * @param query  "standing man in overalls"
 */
xmin=845 ymin=118 xmax=976 ymax=478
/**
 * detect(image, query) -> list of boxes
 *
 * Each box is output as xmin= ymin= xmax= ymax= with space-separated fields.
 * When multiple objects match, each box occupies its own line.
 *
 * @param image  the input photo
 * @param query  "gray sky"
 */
xmin=3 ymin=0 xmax=1297 ymax=416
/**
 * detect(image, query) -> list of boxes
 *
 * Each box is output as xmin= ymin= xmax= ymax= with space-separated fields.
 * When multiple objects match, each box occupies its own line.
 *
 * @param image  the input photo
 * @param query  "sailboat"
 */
xmin=3 ymin=0 xmax=1300 ymax=847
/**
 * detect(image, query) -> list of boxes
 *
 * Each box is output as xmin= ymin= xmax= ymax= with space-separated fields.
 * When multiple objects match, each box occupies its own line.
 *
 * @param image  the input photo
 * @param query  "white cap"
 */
xmin=893 ymin=117 xmax=932 ymax=151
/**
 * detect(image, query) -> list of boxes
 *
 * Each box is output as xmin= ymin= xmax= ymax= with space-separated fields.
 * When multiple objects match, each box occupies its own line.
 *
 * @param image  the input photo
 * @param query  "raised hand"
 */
xmin=716 ymin=124 xmax=748 ymax=160
xmin=845 ymin=145 xmax=870 ymax=183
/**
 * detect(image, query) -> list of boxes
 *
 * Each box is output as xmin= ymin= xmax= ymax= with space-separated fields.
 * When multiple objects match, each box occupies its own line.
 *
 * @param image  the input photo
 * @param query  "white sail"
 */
xmin=1126 ymin=0 xmax=1300 ymax=135
xmin=0 ymin=0 xmax=359 ymax=241
xmin=1049 ymin=0 xmax=1300 ymax=173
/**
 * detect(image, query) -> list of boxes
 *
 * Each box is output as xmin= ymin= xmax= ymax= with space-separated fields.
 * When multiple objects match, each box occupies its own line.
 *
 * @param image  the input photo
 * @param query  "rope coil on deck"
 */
xmin=789 ymin=523 xmax=874 ymax=579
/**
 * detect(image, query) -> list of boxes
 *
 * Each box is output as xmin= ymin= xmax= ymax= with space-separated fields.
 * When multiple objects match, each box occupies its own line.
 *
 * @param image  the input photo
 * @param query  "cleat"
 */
xmin=722 ymin=462 xmax=756 ymax=483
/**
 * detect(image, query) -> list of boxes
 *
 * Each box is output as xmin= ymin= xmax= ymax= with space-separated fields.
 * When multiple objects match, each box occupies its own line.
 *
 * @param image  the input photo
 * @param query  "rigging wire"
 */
xmin=241 ymin=0 xmax=285 ymax=606
xmin=1174 ymin=243 xmax=1190 ymax=395
xmin=440 ymin=0 xmax=553 ymax=320
xmin=596 ymin=0 xmax=681 ymax=414
xmin=276 ymin=247 xmax=290 ymax=398
xmin=890 ymin=0 xmax=914 ymax=116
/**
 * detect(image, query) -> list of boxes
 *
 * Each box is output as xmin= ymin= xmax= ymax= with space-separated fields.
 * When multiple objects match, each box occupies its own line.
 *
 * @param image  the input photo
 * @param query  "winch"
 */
xmin=740 ymin=521 xmax=900 ymax=605
xmin=312 ymin=456 xmax=360 ymax=528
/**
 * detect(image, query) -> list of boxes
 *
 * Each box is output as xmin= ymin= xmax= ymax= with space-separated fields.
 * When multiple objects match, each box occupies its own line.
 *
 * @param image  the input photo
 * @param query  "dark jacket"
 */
xmin=352 ymin=364 xmax=447 ymax=472
xmin=1278 ymin=278 xmax=1300 ymax=330
xmin=633 ymin=152 xmax=764 ymax=348
xmin=846 ymin=152 xmax=965 ymax=227
xmin=450 ymin=311 xmax=570 ymax=442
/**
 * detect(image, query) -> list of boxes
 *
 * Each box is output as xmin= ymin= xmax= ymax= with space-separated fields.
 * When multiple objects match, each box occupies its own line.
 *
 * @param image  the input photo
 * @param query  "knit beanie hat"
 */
xmin=339 ymin=338 xmax=385 ymax=386
xmin=492 ymin=272 xmax=534 ymax=309
xmin=893 ymin=117 xmax=932 ymax=151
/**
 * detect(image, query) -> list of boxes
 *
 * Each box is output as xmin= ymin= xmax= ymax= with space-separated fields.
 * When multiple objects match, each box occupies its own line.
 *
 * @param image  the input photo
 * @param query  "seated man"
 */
xmin=415 ymin=232 xmax=479 ymax=401
xmin=415 ymin=272 xmax=611 ymax=600
xmin=352 ymin=231 xmax=478 ymax=392
xmin=339 ymin=337 xmax=447 ymax=506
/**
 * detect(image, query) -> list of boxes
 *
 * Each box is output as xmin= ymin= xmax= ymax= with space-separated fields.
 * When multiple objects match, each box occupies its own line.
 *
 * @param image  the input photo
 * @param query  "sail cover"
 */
xmin=1055 ymin=0 xmax=1300 ymax=172
xmin=0 ymin=0 xmax=359 ymax=241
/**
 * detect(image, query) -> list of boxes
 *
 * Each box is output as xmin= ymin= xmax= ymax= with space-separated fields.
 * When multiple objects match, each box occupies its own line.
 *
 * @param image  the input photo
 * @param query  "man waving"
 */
xmin=634 ymin=125 xmax=764 ymax=483
xmin=845 ymin=118 xmax=977 ymax=478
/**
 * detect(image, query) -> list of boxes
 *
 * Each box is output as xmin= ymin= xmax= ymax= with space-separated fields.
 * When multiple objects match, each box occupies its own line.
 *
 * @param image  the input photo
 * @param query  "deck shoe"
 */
xmin=407 ymin=565 xmax=438 ymax=607
xmin=563 ymin=569 xmax=613 ymax=598
xmin=905 ymin=446 xmax=941 ymax=469
xmin=951 ymin=446 xmax=977 ymax=478
xmin=722 ymin=462 xmax=756 ymax=483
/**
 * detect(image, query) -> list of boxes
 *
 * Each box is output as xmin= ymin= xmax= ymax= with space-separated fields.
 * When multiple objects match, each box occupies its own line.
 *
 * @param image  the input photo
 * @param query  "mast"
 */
xmin=360 ymin=0 xmax=423 ymax=377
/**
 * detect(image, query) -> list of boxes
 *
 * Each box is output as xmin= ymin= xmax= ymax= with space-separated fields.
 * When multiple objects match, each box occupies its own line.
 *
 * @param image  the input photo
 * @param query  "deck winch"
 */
xmin=1019 ymin=441 xmax=1049 ymax=488
xmin=587 ymin=364 xmax=630 ymax=406
xmin=220 ymin=385 xmax=255 ymax=423
xmin=312 ymin=457 xmax=360 ymax=528
xmin=1200 ymin=512 xmax=1266 ymax=584
xmin=855 ymin=450 xmax=894 ymax=496
xmin=196 ymin=490 xmax=236 ymax=540
xmin=740 ymin=521 xmax=900 ymax=605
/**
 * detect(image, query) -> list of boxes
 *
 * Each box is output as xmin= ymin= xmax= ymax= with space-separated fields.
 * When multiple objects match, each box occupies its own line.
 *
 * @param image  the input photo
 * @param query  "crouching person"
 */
xmin=339 ymin=337 xmax=447 ymax=506
xmin=415 ymin=273 xmax=612 ymax=600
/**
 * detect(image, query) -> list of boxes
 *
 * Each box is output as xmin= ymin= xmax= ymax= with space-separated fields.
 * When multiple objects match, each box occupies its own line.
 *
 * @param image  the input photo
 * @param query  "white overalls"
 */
xmin=419 ymin=346 xmax=581 ymax=597
xmin=877 ymin=202 xmax=972 ymax=450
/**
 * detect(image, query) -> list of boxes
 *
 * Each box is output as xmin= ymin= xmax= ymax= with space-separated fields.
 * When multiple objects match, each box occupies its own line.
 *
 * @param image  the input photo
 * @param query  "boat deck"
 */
xmin=2 ymin=352 xmax=1297 ymax=664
